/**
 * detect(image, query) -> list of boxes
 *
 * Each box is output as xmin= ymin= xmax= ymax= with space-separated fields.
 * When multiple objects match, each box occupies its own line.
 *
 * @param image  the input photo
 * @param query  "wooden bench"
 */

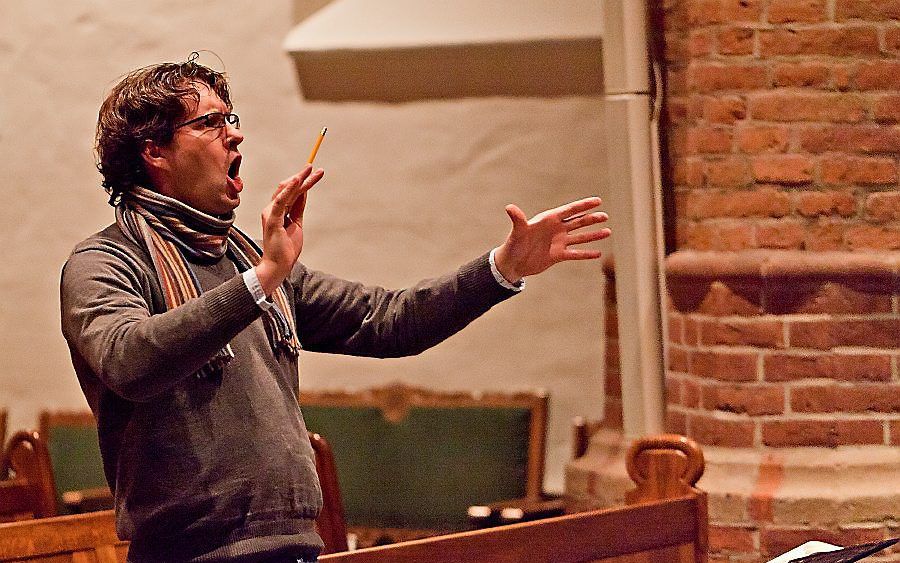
xmin=0 ymin=434 xmax=707 ymax=562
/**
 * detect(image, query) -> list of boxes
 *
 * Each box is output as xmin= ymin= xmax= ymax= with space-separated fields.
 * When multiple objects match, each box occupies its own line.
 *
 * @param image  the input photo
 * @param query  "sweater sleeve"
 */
xmin=291 ymin=252 xmax=519 ymax=357
xmin=60 ymin=246 xmax=263 ymax=402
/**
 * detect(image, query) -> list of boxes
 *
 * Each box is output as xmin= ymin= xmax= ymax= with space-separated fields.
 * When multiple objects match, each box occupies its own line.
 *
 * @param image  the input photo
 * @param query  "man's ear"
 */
xmin=141 ymin=139 xmax=168 ymax=174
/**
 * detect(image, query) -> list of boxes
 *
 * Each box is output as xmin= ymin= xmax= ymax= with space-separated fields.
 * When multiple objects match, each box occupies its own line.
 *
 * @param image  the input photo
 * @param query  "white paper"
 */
xmin=766 ymin=541 xmax=842 ymax=563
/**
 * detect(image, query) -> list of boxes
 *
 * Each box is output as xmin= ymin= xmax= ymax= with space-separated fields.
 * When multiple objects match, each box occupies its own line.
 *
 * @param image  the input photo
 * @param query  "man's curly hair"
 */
xmin=95 ymin=54 xmax=233 ymax=205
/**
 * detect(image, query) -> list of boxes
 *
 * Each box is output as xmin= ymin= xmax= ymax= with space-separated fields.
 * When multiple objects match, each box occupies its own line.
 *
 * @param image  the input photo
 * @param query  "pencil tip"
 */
xmin=321 ymin=127 xmax=328 ymax=135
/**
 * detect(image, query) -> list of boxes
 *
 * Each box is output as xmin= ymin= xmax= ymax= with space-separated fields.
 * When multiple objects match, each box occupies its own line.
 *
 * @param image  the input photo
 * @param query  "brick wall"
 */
xmin=653 ymin=2 xmax=900 ymax=561
xmin=663 ymin=0 xmax=900 ymax=252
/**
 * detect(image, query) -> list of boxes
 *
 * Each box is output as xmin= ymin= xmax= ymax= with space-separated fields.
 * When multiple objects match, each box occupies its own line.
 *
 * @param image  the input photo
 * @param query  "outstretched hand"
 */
xmin=493 ymin=197 xmax=611 ymax=283
xmin=256 ymin=165 xmax=325 ymax=296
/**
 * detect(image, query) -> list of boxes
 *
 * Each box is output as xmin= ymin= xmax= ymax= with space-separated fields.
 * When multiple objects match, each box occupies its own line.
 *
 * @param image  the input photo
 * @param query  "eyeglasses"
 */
xmin=176 ymin=111 xmax=240 ymax=130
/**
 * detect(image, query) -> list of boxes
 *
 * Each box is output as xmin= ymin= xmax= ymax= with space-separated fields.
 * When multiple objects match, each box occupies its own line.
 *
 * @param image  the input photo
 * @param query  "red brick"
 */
xmin=821 ymin=155 xmax=898 ymax=186
xmin=765 ymin=282 xmax=894 ymax=315
xmin=759 ymin=27 xmax=880 ymax=57
xmin=762 ymin=419 xmax=884 ymax=447
xmin=891 ymin=420 xmax=900 ymax=445
xmin=684 ymin=317 xmax=700 ymax=345
xmin=673 ymin=158 xmax=705 ymax=187
xmin=836 ymin=0 xmax=900 ymax=21
xmin=667 ymin=97 xmax=690 ymax=125
xmin=668 ymin=68 xmax=688 ymax=95
xmin=805 ymin=219 xmax=846 ymax=250
xmin=683 ymin=378 xmax=701 ymax=408
xmin=709 ymin=525 xmax=756 ymax=553
xmin=666 ymin=410 xmax=687 ymax=435
xmin=757 ymin=220 xmax=806 ymax=249
xmin=704 ymin=157 xmax=751 ymax=188
xmin=688 ymin=63 xmax=769 ymax=93
xmin=790 ymin=319 xmax=900 ymax=349
xmin=872 ymin=94 xmax=900 ymax=122
xmin=685 ymin=188 xmax=791 ymax=219
xmin=752 ymin=155 xmax=814 ymax=185
xmin=846 ymin=224 xmax=900 ymax=250
xmin=688 ymin=29 xmax=713 ymax=57
xmin=764 ymin=352 xmax=892 ymax=382
xmin=700 ymin=318 xmax=785 ymax=348
xmin=833 ymin=64 xmax=853 ymax=91
xmin=722 ymin=0 xmax=763 ymax=22
xmin=794 ymin=190 xmax=858 ymax=217
xmin=769 ymin=0 xmax=827 ymax=23
xmin=717 ymin=27 xmax=754 ymax=55
xmin=865 ymin=192 xmax=900 ymax=221
xmin=686 ymin=126 xmax=733 ymax=154
xmin=692 ymin=351 xmax=759 ymax=381
xmin=887 ymin=27 xmax=900 ymax=53
xmin=665 ymin=376 xmax=682 ymax=405
xmin=703 ymin=96 xmax=747 ymax=124
xmin=703 ymin=383 xmax=785 ymax=415
xmin=853 ymin=60 xmax=900 ymax=90
xmin=695 ymin=280 xmax=764 ymax=315
xmin=791 ymin=384 xmax=900 ymax=413
xmin=772 ymin=62 xmax=830 ymax=88
xmin=689 ymin=413 xmax=756 ymax=447
xmin=690 ymin=0 xmax=763 ymax=25
xmin=750 ymin=93 xmax=867 ymax=123
xmin=761 ymin=526 xmax=888 ymax=560
xmin=668 ymin=346 xmax=690 ymax=373
xmin=668 ymin=314 xmax=684 ymax=345
xmin=682 ymin=221 xmax=757 ymax=250
xmin=801 ymin=125 xmax=900 ymax=154
xmin=737 ymin=126 xmax=789 ymax=153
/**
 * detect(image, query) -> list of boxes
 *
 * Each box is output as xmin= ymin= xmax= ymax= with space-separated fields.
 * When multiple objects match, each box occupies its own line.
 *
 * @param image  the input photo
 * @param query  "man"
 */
xmin=60 ymin=56 xmax=610 ymax=562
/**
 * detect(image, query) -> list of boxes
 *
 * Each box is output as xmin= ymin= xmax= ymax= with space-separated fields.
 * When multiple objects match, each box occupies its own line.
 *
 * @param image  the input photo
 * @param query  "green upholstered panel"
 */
xmin=300 ymin=405 xmax=532 ymax=530
xmin=45 ymin=426 xmax=108 ymax=513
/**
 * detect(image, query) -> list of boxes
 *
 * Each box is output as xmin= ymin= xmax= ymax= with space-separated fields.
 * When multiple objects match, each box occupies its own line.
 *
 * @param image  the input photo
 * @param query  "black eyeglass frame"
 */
xmin=176 ymin=111 xmax=240 ymax=130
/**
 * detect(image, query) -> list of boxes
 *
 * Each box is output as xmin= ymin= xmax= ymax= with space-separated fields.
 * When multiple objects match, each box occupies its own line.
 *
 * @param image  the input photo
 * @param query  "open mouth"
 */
xmin=227 ymin=155 xmax=241 ymax=180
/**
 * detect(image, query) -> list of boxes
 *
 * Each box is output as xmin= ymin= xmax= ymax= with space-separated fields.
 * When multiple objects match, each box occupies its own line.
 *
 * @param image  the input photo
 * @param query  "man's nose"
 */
xmin=225 ymin=124 xmax=244 ymax=148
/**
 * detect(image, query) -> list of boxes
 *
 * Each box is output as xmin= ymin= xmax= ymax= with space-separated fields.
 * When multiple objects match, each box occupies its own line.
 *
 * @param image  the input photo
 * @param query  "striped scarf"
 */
xmin=116 ymin=186 xmax=300 ymax=378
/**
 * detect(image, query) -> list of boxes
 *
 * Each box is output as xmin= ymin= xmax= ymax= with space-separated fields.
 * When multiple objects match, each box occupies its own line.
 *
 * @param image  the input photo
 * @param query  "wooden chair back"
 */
xmin=310 ymin=431 xmax=349 ymax=554
xmin=37 ymin=410 xmax=111 ymax=514
xmin=318 ymin=434 xmax=707 ymax=562
xmin=0 ymin=509 xmax=126 ymax=562
xmin=0 ymin=434 xmax=706 ymax=563
xmin=0 ymin=431 xmax=57 ymax=522
xmin=299 ymin=383 xmax=548 ymax=534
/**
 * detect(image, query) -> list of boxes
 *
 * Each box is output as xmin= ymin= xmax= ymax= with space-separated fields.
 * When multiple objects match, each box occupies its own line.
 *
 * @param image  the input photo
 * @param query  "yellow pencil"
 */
xmin=308 ymin=127 xmax=327 ymax=164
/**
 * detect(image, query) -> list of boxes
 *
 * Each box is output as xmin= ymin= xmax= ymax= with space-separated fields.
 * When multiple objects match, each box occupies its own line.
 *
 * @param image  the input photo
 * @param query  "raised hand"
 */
xmin=256 ymin=165 xmax=325 ymax=296
xmin=493 ymin=197 xmax=611 ymax=283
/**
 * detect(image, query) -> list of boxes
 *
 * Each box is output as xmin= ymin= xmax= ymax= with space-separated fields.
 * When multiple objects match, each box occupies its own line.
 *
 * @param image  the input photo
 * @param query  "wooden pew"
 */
xmin=0 ymin=434 xmax=706 ymax=562
xmin=321 ymin=434 xmax=708 ymax=562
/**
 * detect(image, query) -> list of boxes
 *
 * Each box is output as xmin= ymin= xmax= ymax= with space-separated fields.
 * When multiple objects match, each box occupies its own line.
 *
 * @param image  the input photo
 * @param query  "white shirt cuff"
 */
xmin=489 ymin=248 xmax=525 ymax=292
xmin=242 ymin=268 xmax=274 ymax=310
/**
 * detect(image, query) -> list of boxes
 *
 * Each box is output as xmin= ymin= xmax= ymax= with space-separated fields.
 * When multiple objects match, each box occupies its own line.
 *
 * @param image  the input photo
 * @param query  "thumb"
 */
xmin=505 ymin=204 xmax=528 ymax=232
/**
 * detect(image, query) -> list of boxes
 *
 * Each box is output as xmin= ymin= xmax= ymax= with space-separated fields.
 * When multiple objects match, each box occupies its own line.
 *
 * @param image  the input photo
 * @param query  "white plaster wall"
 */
xmin=0 ymin=0 xmax=608 ymax=492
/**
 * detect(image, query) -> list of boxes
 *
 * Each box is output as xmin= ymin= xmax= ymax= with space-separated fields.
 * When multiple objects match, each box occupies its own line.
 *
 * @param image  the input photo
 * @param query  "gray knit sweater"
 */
xmin=59 ymin=223 xmax=517 ymax=562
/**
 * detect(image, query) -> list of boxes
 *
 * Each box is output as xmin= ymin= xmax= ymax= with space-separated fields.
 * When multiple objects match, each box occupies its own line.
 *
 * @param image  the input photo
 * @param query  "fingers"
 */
xmin=565 ymin=228 xmax=611 ymax=246
xmin=555 ymin=197 xmax=603 ymax=222
xmin=268 ymin=166 xmax=324 ymax=227
xmin=272 ymin=165 xmax=312 ymax=202
xmin=563 ymin=211 xmax=609 ymax=231
xmin=563 ymin=248 xmax=603 ymax=260
xmin=285 ymin=169 xmax=324 ymax=226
